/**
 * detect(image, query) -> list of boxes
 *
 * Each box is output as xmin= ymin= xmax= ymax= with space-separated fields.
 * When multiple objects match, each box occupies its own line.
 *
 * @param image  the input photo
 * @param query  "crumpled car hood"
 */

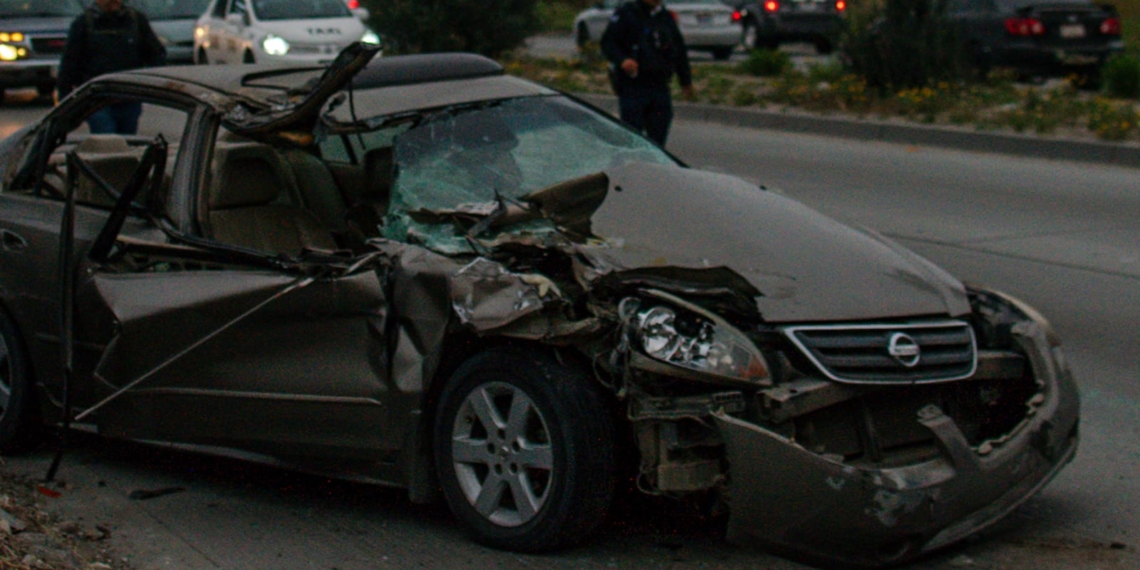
xmin=589 ymin=162 xmax=970 ymax=323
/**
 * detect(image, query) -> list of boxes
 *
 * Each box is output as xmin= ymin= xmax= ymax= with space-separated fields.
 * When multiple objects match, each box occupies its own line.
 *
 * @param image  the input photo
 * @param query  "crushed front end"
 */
xmin=605 ymin=284 xmax=1078 ymax=567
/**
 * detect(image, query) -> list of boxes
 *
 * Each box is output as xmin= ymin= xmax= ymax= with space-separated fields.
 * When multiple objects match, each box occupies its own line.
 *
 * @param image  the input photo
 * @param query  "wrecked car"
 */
xmin=0 ymin=43 xmax=1078 ymax=567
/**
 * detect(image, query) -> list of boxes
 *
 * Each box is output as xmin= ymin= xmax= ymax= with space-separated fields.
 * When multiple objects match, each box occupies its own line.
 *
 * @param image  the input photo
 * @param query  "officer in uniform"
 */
xmin=601 ymin=0 xmax=694 ymax=146
xmin=57 ymin=0 xmax=166 ymax=134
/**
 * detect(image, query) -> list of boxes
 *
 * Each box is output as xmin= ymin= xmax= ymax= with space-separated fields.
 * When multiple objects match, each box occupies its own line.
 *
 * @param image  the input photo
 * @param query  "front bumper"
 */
xmin=0 ymin=58 xmax=58 ymax=89
xmin=714 ymin=319 xmax=1079 ymax=566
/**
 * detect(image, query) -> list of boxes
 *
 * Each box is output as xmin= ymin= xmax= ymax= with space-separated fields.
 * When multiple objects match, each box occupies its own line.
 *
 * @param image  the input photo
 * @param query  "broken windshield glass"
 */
xmin=382 ymin=96 xmax=674 ymax=253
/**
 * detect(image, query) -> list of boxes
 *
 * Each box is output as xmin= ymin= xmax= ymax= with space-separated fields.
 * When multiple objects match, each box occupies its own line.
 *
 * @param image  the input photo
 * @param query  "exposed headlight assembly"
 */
xmin=262 ymin=34 xmax=290 ymax=56
xmin=622 ymin=291 xmax=770 ymax=385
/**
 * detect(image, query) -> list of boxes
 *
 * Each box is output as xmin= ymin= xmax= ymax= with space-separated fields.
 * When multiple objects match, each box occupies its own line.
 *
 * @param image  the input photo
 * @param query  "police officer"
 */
xmin=57 ymin=0 xmax=166 ymax=134
xmin=601 ymin=0 xmax=694 ymax=147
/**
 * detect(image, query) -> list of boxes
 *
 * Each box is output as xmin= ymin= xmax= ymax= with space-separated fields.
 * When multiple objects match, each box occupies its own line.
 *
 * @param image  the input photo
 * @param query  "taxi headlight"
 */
xmin=361 ymin=30 xmax=381 ymax=45
xmin=262 ymin=34 xmax=290 ymax=56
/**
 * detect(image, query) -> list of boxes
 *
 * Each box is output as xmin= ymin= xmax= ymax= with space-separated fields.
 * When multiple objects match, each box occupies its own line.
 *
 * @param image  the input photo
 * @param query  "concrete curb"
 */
xmin=574 ymin=93 xmax=1140 ymax=169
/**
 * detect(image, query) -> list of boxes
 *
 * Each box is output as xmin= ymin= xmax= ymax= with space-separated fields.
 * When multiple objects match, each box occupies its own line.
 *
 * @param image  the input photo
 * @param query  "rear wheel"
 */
xmin=434 ymin=348 xmax=615 ymax=552
xmin=576 ymin=22 xmax=590 ymax=48
xmin=0 ymin=310 xmax=41 ymax=454
xmin=711 ymin=47 xmax=734 ymax=61
xmin=744 ymin=19 xmax=778 ymax=50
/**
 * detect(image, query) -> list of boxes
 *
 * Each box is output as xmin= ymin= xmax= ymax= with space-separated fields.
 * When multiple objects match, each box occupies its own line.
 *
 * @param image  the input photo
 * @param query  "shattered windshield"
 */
xmin=381 ymin=96 xmax=673 ymax=252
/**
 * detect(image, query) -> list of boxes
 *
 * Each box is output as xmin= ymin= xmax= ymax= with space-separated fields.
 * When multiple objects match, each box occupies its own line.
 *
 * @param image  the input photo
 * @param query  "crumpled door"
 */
xmin=75 ymin=258 xmax=393 ymax=464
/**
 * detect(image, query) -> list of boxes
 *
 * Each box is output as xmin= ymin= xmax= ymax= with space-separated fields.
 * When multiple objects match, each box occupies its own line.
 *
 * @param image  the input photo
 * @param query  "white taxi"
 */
xmin=194 ymin=0 xmax=380 ymax=65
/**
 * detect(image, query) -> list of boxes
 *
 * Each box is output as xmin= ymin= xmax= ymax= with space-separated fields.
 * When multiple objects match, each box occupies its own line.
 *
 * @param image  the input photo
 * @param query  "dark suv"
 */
xmin=946 ymin=0 xmax=1124 ymax=80
xmin=0 ymin=0 xmax=81 ymax=101
xmin=734 ymin=0 xmax=847 ymax=54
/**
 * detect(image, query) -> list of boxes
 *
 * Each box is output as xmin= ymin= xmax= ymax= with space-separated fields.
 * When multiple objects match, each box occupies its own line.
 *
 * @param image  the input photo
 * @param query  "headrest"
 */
xmin=75 ymin=134 xmax=131 ymax=154
xmin=209 ymin=145 xmax=283 ymax=209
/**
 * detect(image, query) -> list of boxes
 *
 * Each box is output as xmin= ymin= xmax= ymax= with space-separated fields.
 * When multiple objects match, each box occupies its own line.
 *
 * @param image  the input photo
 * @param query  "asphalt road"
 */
xmin=1 ymin=90 xmax=1139 ymax=569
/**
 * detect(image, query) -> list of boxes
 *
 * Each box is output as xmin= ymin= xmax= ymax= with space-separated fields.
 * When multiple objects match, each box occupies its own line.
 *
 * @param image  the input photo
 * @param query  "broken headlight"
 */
xmin=624 ymin=297 xmax=770 ymax=384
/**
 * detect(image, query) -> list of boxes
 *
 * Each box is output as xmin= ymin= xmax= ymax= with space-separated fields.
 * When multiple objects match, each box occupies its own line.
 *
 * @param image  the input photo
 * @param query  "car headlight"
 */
xmin=0 ymin=44 xmax=26 ymax=62
xmin=361 ymin=30 xmax=381 ymax=45
xmin=262 ymin=34 xmax=290 ymax=56
xmin=625 ymin=296 xmax=770 ymax=384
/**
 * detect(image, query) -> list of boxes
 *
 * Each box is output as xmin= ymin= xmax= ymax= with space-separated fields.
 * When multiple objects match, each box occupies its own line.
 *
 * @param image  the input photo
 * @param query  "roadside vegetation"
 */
xmin=504 ymin=0 xmax=1140 ymax=142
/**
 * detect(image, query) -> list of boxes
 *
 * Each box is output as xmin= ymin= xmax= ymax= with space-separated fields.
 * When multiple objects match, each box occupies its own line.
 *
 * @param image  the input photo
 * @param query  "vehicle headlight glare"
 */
xmin=361 ymin=31 xmax=381 ymax=45
xmin=0 ymin=44 xmax=20 ymax=61
xmin=635 ymin=304 xmax=770 ymax=383
xmin=262 ymin=34 xmax=290 ymax=56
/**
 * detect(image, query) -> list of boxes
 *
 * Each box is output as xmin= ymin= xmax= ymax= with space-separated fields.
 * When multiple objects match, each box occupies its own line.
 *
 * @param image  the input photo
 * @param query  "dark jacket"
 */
xmin=57 ymin=6 xmax=166 ymax=99
xmin=600 ymin=1 xmax=692 ymax=90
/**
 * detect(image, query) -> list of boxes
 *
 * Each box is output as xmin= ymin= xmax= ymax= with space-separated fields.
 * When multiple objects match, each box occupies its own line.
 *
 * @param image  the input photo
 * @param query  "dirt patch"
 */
xmin=0 ymin=463 xmax=132 ymax=570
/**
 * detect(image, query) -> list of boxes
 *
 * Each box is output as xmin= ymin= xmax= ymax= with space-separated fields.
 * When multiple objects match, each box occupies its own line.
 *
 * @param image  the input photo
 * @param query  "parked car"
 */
xmin=193 ymin=0 xmax=379 ymax=64
xmin=732 ymin=0 xmax=846 ymax=54
xmin=945 ymin=0 xmax=1123 ymax=80
xmin=575 ymin=0 xmax=743 ymax=61
xmin=0 ymin=43 xmax=1079 ymax=567
xmin=0 ymin=0 xmax=81 ymax=101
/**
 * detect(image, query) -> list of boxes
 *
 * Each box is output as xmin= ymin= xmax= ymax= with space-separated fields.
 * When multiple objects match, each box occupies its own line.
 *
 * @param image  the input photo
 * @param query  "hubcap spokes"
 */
xmin=451 ymin=382 xmax=553 ymax=527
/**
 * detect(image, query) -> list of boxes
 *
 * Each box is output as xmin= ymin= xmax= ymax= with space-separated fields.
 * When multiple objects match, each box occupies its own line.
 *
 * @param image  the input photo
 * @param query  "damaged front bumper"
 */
xmin=712 ymin=318 xmax=1079 ymax=567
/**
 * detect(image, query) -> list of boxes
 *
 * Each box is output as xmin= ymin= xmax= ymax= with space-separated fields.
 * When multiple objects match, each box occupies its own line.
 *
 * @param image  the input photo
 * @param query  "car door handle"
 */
xmin=1 ymin=230 xmax=27 ymax=252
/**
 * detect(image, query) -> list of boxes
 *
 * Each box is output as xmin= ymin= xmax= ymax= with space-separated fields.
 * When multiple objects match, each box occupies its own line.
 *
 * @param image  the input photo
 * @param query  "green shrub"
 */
xmin=364 ymin=0 xmax=540 ymax=58
xmin=1103 ymin=53 xmax=1140 ymax=99
xmin=842 ymin=0 xmax=969 ymax=92
xmin=536 ymin=1 xmax=580 ymax=33
xmin=1088 ymin=97 xmax=1140 ymax=140
xmin=738 ymin=49 xmax=792 ymax=77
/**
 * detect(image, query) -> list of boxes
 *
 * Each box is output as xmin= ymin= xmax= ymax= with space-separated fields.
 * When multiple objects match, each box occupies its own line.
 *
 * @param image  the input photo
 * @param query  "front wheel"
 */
xmin=0 ymin=310 xmax=41 ymax=454
xmin=434 ymin=348 xmax=615 ymax=552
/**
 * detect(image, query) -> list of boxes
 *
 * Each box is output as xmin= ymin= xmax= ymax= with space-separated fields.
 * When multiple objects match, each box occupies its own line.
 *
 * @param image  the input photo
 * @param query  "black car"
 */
xmin=735 ymin=0 xmax=847 ymax=54
xmin=946 ymin=0 xmax=1124 ymax=80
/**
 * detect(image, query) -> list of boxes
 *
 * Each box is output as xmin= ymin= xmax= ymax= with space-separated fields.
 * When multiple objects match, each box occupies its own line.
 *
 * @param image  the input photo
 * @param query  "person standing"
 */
xmin=600 ymin=0 xmax=694 ymax=147
xmin=57 ymin=0 xmax=166 ymax=135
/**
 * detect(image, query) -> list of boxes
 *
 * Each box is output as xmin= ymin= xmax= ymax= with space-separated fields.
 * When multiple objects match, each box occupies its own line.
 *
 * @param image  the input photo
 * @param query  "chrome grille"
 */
xmin=783 ymin=321 xmax=977 ymax=384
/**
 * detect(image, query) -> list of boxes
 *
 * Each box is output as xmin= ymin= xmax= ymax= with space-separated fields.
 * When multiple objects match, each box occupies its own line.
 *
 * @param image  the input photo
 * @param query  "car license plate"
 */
xmin=1059 ymin=24 xmax=1086 ymax=39
xmin=798 ymin=2 xmax=820 ymax=11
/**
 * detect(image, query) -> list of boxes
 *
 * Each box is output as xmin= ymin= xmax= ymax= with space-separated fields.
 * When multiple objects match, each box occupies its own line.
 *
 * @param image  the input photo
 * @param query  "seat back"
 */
xmin=74 ymin=134 xmax=143 ymax=207
xmin=281 ymin=148 xmax=349 ymax=233
xmin=206 ymin=143 xmax=337 ymax=255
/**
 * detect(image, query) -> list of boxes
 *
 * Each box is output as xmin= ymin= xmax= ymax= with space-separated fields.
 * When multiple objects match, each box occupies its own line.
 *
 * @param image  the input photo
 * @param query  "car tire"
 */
xmin=243 ymin=50 xmax=256 ymax=64
xmin=744 ymin=19 xmax=778 ymax=51
xmin=576 ymin=23 xmax=590 ymax=48
xmin=0 ymin=309 xmax=41 ymax=454
xmin=711 ymin=47 xmax=734 ymax=61
xmin=434 ymin=348 xmax=615 ymax=552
